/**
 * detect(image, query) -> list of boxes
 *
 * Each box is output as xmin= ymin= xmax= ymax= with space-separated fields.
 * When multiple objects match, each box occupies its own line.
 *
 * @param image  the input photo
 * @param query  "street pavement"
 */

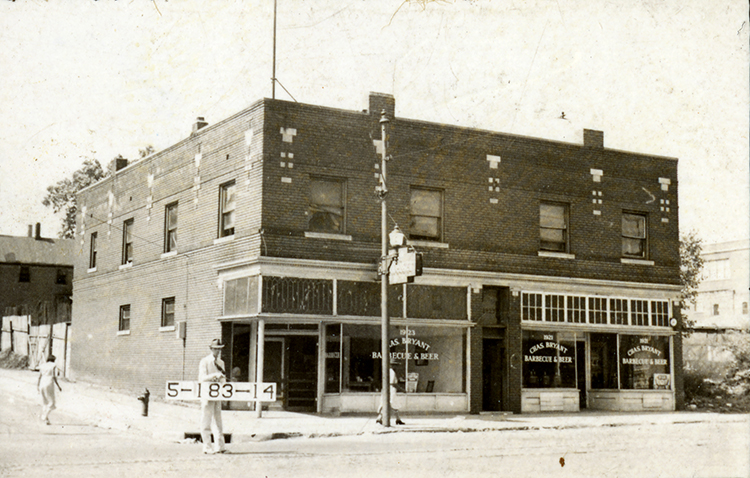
xmin=1 ymin=367 xmax=745 ymax=445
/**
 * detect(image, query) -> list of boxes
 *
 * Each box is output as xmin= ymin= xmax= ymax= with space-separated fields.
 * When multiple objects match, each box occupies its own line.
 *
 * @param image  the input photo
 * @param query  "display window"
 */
xmin=522 ymin=330 xmax=576 ymax=388
xmin=324 ymin=323 xmax=466 ymax=394
xmin=590 ymin=333 xmax=619 ymax=389
xmin=619 ymin=335 xmax=670 ymax=389
xmin=589 ymin=332 xmax=672 ymax=390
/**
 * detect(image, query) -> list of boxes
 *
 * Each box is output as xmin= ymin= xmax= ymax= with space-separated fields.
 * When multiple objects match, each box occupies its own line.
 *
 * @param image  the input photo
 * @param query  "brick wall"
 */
xmin=259 ymin=98 xmax=680 ymax=284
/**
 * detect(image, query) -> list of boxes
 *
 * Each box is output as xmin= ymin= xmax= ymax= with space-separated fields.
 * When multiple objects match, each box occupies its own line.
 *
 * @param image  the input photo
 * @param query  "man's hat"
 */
xmin=209 ymin=339 xmax=225 ymax=349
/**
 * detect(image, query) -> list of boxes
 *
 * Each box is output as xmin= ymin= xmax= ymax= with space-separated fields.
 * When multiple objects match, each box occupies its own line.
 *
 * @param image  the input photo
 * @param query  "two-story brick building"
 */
xmin=1 ymin=224 xmax=74 ymax=325
xmin=71 ymin=92 xmax=684 ymax=414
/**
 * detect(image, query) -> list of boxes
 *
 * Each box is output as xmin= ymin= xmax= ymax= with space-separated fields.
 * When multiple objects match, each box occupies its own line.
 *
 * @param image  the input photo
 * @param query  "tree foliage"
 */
xmin=43 ymin=146 xmax=155 ymax=238
xmin=679 ymin=231 xmax=705 ymax=329
xmin=42 ymin=158 xmax=107 ymax=238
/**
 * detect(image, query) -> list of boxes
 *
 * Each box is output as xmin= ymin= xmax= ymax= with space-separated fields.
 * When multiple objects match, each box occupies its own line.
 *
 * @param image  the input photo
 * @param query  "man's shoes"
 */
xmin=203 ymin=449 xmax=216 ymax=455
xmin=375 ymin=418 xmax=382 ymax=425
xmin=395 ymin=420 xmax=405 ymax=425
xmin=216 ymin=449 xmax=227 ymax=454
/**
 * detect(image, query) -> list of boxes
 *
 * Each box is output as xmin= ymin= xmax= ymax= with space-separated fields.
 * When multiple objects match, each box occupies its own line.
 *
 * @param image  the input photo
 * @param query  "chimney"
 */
xmin=35 ymin=223 xmax=41 ymax=240
xmin=27 ymin=225 xmax=33 ymax=238
xmin=368 ymin=92 xmax=395 ymax=120
xmin=583 ymin=129 xmax=604 ymax=148
xmin=192 ymin=116 xmax=209 ymax=135
xmin=115 ymin=158 xmax=129 ymax=171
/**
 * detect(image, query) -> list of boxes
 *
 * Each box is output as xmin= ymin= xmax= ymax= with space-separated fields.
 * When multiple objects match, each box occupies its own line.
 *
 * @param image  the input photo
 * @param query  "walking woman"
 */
xmin=37 ymin=355 xmax=62 ymax=425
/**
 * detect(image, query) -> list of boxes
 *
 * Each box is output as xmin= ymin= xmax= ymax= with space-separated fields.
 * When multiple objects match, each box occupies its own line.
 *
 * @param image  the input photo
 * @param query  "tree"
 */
xmin=42 ymin=158 xmax=107 ymax=239
xmin=679 ymin=231 xmax=705 ymax=331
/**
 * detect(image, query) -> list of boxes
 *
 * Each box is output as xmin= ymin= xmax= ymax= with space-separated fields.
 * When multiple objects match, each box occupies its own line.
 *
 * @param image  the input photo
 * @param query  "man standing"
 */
xmin=199 ymin=339 xmax=227 ymax=454
xmin=376 ymin=360 xmax=405 ymax=426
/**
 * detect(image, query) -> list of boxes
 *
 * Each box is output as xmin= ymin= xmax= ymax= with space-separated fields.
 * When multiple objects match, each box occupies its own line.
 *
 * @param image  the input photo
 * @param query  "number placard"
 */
xmin=165 ymin=381 xmax=277 ymax=402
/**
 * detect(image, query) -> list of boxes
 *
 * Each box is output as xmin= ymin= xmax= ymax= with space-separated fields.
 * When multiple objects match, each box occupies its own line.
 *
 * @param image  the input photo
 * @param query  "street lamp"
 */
xmin=377 ymin=110 xmax=393 ymax=427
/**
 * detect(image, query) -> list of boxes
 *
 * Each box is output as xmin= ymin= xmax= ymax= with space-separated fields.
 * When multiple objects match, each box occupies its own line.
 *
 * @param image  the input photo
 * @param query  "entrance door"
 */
xmin=576 ymin=339 xmax=587 ymax=409
xmin=264 ymin=338 xmax=285 ymax=406
xmin=482 ymin=338 xmax=505 ymax=411
xmin=264 ymin=335 xmax=318 ymax=412
xmin=286 ymin=336 xmax=318 ymax=411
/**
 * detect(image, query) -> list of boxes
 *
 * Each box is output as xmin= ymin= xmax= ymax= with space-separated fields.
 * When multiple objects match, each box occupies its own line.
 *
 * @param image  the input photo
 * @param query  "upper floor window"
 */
xmin=410 ymin=188 xmax=443 ymax=242
xmin=712 ymin=304 xmax=720 ymax=316
xmin=622 ymin=212 xmax=647 ymax=258
xmin=161 ymin=297 xmax=176 ymax=328
xmin=540 ymin=202 xmax=568 ymax=252
xmin=743 ymin=302 xmax=748 ymax=315
xmin=122 ymin=219 xmax=134 ymax=264
xmin=55 ymin=269 xmax=67 ymax=285
xmin=119 ymin=304 xmax=131 ymax=332
xmin=164 ymin=202 xmax=178 ymax=252
xmin=89 ymin=232 xmax=98 ymax=269
xmin=19 ymin=266 xmax=30 ymax=283
xmin=308 ymin=177 xmax=345 ymax=233
xmin=219 ymin=181 xmax=236 ymax=238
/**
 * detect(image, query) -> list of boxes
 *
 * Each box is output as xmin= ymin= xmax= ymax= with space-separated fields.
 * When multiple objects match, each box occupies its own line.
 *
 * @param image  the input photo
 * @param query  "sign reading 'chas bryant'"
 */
xmin=371 ymin=335 xmax=440 ymax=361
xmin=525 ymin=340 xmax=574 ymax=363
xmin=622 ymin=344 xmax=668 ymax=366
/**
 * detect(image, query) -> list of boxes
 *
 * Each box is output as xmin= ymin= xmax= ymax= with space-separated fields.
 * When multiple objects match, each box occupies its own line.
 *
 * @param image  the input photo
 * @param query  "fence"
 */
xmin=0 ymin=315 xmax=71 ymax=377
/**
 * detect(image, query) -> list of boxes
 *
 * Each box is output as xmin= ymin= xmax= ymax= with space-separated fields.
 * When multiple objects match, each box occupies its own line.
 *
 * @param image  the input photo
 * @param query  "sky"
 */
xmin=0 ymin=0 xmax=747 ymax=246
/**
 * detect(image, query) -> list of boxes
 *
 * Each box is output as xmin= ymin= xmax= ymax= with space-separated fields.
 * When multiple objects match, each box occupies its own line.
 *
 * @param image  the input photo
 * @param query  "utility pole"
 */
xmin=377 ymin=111 xmax=391 ymax=427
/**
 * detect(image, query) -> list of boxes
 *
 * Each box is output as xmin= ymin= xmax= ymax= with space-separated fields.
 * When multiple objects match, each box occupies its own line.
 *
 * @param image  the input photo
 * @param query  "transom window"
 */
xmin=119 ymin=304 xmax=131 ymax=331
xmin=219 ymin=181 xmax=236 ymax=238
xmin=308 ymin=177 xmax=346 ymax=233
xmin=522 ymin=293 xmax=543 ymax=321
xmin=610 ymin=298 xmax=629 ymax=325
xmin=622 ymin=212 xmax=647 ymax=258
xmin=161 ymin=297 xmax=175 ymax=328
xmin=522 ymin=292 xmax=671 ymax=328
xmin=164 ymin=202 xmax=178 ymax=252
xmin=540 ymin=202 xmax=568 ymax=252
xmin=122 ymin=219 xmax=134 ymax=264
xmin=410 ymin=188 xmax=443 ymax=242
xmin=545 ymin=294 xmax=565 ymax=322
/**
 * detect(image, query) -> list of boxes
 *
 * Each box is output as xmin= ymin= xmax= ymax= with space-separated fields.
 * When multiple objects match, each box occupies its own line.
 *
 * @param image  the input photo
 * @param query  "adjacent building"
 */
xmin=71 ymin=93 xmax=684 ymax=414
xmin=684 ymin=240 xmax=749 ymax=368
xmin=0 ymin=224 xmax=74 ymax=325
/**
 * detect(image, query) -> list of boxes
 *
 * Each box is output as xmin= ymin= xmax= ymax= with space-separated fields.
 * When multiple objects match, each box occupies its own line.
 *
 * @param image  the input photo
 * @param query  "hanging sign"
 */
xmin=389 ymin=247 xmax=422 ymax=284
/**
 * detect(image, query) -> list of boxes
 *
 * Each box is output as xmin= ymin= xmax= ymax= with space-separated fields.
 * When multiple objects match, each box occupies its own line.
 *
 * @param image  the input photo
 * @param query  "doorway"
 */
xmin=482 ymin=338 xmax=505 ymax=411
xmin=264 ymin=335 xmax=318 ymax=412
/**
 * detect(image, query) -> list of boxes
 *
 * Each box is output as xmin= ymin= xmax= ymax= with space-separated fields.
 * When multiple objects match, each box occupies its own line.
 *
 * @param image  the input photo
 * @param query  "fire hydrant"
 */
xmin=137 ymin=388 xmax=150 ymax=417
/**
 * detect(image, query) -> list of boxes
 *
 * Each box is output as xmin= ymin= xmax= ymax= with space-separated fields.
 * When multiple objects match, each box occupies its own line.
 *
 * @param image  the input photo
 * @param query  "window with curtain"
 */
xmin=219 ymin=181 xmax=236 ymax=237
xmin=308 ymin=177 xmax=345 ymax=233
xmin=410 ymin=188 xmax=443 ymax=241
xmin=540 ymin=203 xmax=568 ymax=252
xmin=622 ymin=212 xmax=647 ymax=258
xmin=164 ymin=202 xmax=178 ymax=252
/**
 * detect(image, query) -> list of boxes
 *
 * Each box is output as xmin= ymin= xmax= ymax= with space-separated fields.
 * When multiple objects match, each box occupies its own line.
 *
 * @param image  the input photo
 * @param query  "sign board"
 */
xmin=389 ymin=247 xmax=422 ymax=284
xmin=165 ymin=381 xmax=277 ymax=402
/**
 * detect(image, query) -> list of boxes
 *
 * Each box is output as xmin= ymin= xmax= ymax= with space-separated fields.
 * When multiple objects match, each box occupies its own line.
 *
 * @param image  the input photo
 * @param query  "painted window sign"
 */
xmin=619 ymin=335 xmax=670 ymax=390
xmin=522 ymin=331 xmax=576 ymax=388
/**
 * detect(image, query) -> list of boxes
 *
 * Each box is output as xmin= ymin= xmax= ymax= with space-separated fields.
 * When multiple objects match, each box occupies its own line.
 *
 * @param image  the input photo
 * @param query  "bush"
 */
xmin=683 ymin=368 xmax=720 ymax=401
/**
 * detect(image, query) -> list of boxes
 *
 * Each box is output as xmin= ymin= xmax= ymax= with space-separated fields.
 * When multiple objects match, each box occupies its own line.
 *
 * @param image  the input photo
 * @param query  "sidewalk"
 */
xmin=2 ymin=367 xmax=743 ymax=443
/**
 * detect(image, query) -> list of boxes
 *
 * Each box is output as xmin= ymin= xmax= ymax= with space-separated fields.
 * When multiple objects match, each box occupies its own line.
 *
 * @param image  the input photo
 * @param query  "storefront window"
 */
xmin=619 ymin=335 xmax=670 ymax=390
xmin=522 ymin=331 xmax=576 ymax=388
xmin=387 ymin=326 xmax=466 ymax=393
xmin=324 ymin=323 xmax=466 ymax=394
xmin=325 ymin=324 xmax=341 ymax=393
xmin=590 ymin=333 xmax=619 ymax=389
